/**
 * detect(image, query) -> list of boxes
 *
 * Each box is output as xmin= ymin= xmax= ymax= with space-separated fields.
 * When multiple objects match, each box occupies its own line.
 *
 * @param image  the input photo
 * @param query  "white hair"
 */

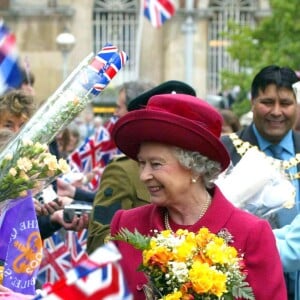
xmin=173 ymin=147 xmax=221 ymax=188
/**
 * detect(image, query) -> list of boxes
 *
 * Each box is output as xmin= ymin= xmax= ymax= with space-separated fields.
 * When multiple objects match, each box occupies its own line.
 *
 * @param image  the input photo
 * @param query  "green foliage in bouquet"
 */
xmin=0 ymin=139 xmax=69 ymax=202
xmin=114 ymin=228 xmax=151 ymax=250
xmin=113 ymin=227 xmax=255 ymax=300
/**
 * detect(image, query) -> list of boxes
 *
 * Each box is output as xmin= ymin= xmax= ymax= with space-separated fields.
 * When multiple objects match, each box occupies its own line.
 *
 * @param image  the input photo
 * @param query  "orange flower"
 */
xmin=147 ymin=248 xmax=173 ymax=272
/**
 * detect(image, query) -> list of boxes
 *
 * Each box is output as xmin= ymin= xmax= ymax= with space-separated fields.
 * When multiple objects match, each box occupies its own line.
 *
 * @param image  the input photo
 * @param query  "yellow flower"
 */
xmin=206 ymin=237 xmax=238 ymax=265
xmin=175 ymin=237 xmax=196 ymax=262
xmin=43 ymin=153 xmax=58 ymax=171
xmin=195 ymin=227 xmax=215 ymax=248
xmin=47 ymin=170 xmax=56 ymax=177
xmin=189 ymin=262 xmax=213 ymax=294
xmin=19 ymin=190 xmax=28 ymax=197
xmin=164 ymin=291 xmax=182 ymax=300
xmin=189 ymin=261 xmax=227 ymax=297
xmin=161 ymin=230 xmax=173 ymax=238
xmin=210 ymin=271 xmax=227 ymax=298
xmin=33 ymin=181 xmax=43 ymax=190
xmin=73 ymin=96 xmax=80 ymax=105
xmin=58 ymin=158 xmax=70 ymax=173
xmin=150 ymin=238 xmax=158 ymax=249
xmin=17 ymin=157 xmax=33 ymax=172
xmin=19 ymin=170 xmax=30 ymax=181
xmin=35 ymin=142 xmax=46 ymax=150
xmin=22 ymin=139 xmax=33 ymax=146
xmin=4 ymin=153 xmax=13 ymax=161
xmin=9 ymin=167 xmax=17 ymax=176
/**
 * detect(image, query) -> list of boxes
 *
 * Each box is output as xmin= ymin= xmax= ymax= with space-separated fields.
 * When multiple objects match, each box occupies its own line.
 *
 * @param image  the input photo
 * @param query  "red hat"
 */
xmin=112 ymin=93 xmax=230 ymax=171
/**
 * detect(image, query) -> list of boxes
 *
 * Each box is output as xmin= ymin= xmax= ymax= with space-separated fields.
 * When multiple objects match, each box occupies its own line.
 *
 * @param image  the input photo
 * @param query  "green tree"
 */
xmin=222 ymin=0 xmax=300 ymax=116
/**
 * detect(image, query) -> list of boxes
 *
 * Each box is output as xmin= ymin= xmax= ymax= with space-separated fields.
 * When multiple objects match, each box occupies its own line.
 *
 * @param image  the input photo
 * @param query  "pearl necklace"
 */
xmin=164 ymin=191 xmax=211 ymax=231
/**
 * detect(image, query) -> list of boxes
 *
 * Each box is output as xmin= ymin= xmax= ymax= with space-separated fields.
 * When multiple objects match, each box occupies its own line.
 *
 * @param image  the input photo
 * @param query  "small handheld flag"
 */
xmin=143 ymin=0 xmax=175 ymax=28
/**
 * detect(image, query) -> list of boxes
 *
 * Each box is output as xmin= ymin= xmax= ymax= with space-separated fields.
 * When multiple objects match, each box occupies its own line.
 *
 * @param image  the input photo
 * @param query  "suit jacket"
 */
xmin=110 ymin=185 xmax=287 ymax=300
xmin=87 ymin=156 xmax=150 ymax=254
xmin=222 ymin=124 xmax=300 ymax=299
xmin=221 ymin=124 xmax=300 ymax=166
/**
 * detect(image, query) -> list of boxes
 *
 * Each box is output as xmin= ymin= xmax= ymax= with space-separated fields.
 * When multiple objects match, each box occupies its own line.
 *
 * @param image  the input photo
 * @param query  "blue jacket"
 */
xmin=274 ymin=214 xmax=300 ymax=300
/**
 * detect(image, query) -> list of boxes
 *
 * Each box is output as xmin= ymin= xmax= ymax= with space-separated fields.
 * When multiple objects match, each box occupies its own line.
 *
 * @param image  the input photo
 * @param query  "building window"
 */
xmin=207 ymin=0 xmax=256 ymax=94
xmin=10 ymin=0 xmax=48 ymax=7
xmin=93 ymin=0 xmax=139 ymax=85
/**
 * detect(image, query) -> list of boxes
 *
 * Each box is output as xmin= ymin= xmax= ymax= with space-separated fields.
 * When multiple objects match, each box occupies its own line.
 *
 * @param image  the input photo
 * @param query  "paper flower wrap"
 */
xmin=292 ymin=81 xmax=300 ymax=103
xmin=0 ymin=43 xmax=127 ymax=206
xmin=215 ymin=147 xmax=295 ymax=219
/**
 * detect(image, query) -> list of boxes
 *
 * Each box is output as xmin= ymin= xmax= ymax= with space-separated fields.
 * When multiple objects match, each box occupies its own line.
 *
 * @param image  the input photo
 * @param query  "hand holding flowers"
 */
xmin=113 ymin=227 xmax=255 ymax=300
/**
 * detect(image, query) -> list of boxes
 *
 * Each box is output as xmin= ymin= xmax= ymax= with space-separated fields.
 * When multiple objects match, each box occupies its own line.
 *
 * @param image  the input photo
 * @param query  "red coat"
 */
xmin=110 ymin=185 xmax=287 ymax=300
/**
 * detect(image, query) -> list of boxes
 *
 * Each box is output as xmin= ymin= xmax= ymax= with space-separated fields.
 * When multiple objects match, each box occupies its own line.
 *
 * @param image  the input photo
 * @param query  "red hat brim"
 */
xmin=113 ymin=110 xmax=230 ymax=171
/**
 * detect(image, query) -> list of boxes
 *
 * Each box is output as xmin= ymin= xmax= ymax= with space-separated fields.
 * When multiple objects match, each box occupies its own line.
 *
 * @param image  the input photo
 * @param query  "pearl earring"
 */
xmin=191 ymin=178 xmax=197 ymax=183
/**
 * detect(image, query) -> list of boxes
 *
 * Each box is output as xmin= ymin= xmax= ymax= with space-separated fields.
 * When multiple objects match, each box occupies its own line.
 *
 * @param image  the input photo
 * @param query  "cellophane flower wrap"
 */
xmin=215 ymin=147 xmax=295 ymax=221
xmin=0 ymin=43 xmax=128 ymax=208
xmin=113 ymin=228 xmax=255 ymax=300
xmin=292 ymin=81 xmax=300 ymax=103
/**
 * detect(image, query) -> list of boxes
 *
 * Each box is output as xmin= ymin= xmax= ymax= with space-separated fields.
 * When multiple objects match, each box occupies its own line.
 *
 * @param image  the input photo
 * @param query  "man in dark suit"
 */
xmin=221 ymin=65 xmax=300 ymax=300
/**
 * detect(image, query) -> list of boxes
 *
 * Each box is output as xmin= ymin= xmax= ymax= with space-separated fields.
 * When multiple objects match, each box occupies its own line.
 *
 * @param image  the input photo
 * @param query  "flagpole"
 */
xmin=182 ymin=0 xmax=195 ymax=86
xmin=135 ymin=0 xmax=144 ymax=78
xmin=24 ymin=56 xmax=32 ymax=86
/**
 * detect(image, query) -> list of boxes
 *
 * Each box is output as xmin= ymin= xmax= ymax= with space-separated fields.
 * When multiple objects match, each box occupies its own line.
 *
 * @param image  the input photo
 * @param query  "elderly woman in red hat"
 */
xmin=110 ymin=93 xmax=287 ymax=300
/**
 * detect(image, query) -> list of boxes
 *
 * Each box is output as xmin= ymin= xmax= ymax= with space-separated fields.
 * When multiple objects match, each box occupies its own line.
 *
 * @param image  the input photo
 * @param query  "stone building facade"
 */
xmin=0 ymin=0 xmax=270 ymax=104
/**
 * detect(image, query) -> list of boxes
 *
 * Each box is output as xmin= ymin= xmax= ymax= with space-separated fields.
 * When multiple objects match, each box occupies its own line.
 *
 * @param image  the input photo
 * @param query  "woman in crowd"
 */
xmin=219 ymin=108 xmax=241 ymax=134
xmin=110 ymin=93 xmax=287 ymax=300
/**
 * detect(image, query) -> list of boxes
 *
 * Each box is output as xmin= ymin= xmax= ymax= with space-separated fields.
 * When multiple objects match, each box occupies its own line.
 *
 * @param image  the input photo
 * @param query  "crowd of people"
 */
xmin=0 ymin=65 xmax=300 ymax=299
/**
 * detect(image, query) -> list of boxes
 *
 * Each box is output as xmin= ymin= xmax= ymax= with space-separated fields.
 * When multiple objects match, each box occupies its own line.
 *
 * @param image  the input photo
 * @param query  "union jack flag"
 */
xmin=34 ymin=243 xmax=133 ymax=300
xmin=88 ymin=44 xmax=117 ymax=76
xmin=78 ymin=43 xmax=128 ymax=96
xmin=90 ymin=50 xmax=128 ymax=95
xmin=69 ymin=116 xmax=120 ymax=191
xmin=143 ymin=0 xmax=175 ymax=28
xmin=37 ymin=229 xmax=89 ymax=284
xmin=0 ymin=19 xmax=22 ymax=95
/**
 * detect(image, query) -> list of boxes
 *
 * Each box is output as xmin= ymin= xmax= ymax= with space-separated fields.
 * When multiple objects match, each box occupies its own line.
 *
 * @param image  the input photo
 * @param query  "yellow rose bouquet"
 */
xmin=114 ymin=228 xmax=255 ymax=300
xmin=0 ymin=43 xmax=127 ymax=206
xmin=0 ymin=139 xmax=69 ymax=203
xmin=0 ymin=43 xmax=128 ymax=294
xmin=0 ymin=43 xmax=127 ymax=162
